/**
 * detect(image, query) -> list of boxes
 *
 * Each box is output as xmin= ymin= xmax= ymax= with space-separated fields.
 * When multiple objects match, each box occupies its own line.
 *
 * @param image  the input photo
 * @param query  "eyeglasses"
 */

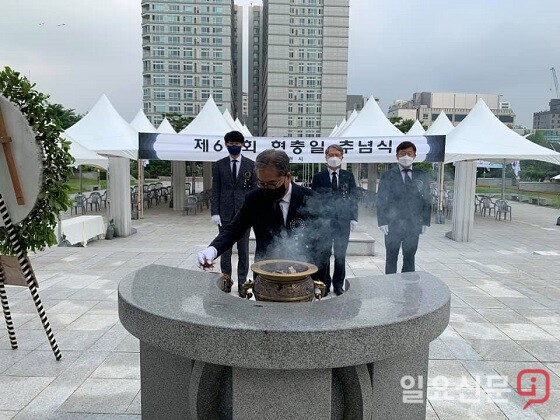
xmin=256 ymin=176 xmax=285 ymax=189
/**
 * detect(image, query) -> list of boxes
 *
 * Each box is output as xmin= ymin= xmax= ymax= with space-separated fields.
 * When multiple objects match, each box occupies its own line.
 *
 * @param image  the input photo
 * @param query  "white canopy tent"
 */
xmin=425 ymin=112 xmax=455 ymax=136
xmin=337 ymin=96 xmax=403 ymax=137
xmin=130 ymin=110 xmax=157 ymax=134
xmin=157 ymin=118 xmax=176 ymax=134
xmin=444 ymin=99 xmax=560 ymax=242
xmin=234 ymin=117 xmax=252 ymax=137
xmin=65 ymin=94 xmax=138 ymax=160
xmin=222 ymin=109 xmax=241 ymax=131
xmin=62 ymin=132 xmax=108 ymax=170
xmin=406 ymin=120 xmax=426 ymax=135
xmin=65 ymin=94 xmax=138 ymax=237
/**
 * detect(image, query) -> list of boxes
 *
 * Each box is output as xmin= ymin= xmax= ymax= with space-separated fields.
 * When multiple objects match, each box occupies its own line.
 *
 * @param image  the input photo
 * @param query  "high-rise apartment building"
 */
xmin=141 ymin=0 xmax=240 ymax=126
xmin=388 ymin=92 xmax=516 ymax=128
xmin=248 ymin=6 xmax=263 ymax=135
xmin=256 ymin=0 xmax=350 ymax=137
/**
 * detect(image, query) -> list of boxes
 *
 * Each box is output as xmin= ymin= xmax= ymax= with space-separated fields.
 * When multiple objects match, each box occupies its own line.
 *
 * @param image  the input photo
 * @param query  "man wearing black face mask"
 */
xmin=198 ymin=149 xmax=321 ymax=277
xmin=210 ymin=131 xmax=256 ymax=294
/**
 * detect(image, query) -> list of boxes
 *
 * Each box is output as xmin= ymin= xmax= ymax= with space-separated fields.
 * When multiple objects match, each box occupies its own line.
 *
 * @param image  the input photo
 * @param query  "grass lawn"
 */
xmin=475 ymin=186 xmax=560 ymax=208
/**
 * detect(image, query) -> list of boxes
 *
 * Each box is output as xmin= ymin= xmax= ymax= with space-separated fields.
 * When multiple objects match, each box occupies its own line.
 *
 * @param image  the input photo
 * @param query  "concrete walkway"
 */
xmin=1 ymin=200 xmax=559 ymax=419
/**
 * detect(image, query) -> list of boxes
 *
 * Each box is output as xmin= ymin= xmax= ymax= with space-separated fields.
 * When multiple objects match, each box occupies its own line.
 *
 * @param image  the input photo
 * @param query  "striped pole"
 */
xmin=0 ymin=193 xmax=62 ymax=360
xmin=0 ymin=262 xmax=18 ymax=349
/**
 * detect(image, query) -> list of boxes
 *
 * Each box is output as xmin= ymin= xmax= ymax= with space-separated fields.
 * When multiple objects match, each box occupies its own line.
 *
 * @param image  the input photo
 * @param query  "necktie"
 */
xmin=404 ymin=169 xmax=412 ymax=183
xmin=331 ymin=171 xmax=338 ymax=190
xmin=232 ymin=160 xmax=237 ymax=183
xmin=274 ymin=200 xmax=284 ymax=229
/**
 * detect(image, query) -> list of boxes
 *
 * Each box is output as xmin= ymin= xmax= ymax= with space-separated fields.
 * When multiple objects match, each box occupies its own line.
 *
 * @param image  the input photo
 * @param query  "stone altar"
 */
xmin=118 ymin=265 xmax=450 ymax=420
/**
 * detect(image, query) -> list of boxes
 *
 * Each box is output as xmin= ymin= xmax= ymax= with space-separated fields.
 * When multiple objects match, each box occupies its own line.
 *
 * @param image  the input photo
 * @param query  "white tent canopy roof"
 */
xmin=335 ymin=109 xmax=359 ymax=136
xmin=62 ymin=132 xmax=108 ymax=170
xmin=157 ymin=118 xmax=176 ymax=133
xmin=65 ymin=94 xmax=138 ymax=159
xmin=425 ymin=112 xmax=455 ymax=135
xmin=445 ymin=99 xmax=560 ymax=165
xmin=130 ymin=110 xmax=157 ymax=133
xmin=407 ymin=120 xmax=426 ymax=135
xmin=337 ymin=96 xmax=403 ymax=137
xmin=332 ymin=117 xmax=346 ymax=137
xmin=222 ymin=109 xmax=240 ymax=131
xmin=179 ymin=96 xmax=233 ymax=135
xmin=234 ymin=117 xmax=252 ymax=137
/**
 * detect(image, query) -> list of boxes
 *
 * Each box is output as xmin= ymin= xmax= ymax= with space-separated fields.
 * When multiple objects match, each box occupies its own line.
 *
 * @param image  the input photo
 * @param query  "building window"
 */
xmin=154 ymin=89 xmax=166 ymax=100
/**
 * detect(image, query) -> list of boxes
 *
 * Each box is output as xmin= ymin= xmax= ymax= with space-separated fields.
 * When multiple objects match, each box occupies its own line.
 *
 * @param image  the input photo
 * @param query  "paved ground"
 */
xmin=1 ymin=198 xmax=559 ymax=419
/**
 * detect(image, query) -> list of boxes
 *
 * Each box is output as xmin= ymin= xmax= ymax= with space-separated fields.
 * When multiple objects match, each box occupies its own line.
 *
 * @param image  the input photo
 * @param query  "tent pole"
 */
xmin=79 ymin=165 xmax=83 ymax=194
xmin=435 ymin=162 xmax=445 ymax=224
xmin=501 ymin=158 xmax=506 ymax=200
xmin=138 ymin=159 xmax=143 ymax=219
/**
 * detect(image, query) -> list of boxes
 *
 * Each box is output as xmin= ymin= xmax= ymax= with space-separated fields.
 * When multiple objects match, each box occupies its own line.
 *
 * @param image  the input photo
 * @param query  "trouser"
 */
xmin=218 ymin=222 xmax=250 ymax=288
xmin=317 ymin=221 xmax=350 ymax=292
xmin=384 ymin=231 xmax=420 ymax=275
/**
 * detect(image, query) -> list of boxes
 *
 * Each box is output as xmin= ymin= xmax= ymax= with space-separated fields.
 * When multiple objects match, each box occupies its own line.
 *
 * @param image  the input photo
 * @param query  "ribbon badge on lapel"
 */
xmin=243 ymin=171 xmax=252 ymax=189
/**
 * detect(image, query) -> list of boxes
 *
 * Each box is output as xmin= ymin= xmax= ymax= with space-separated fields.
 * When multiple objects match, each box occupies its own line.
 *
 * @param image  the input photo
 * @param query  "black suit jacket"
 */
xmin=376 ymin=166 xmax=432 ymax=235
xmin=311 ymin=168 xmax=359 ymax=222
xmin=211 ymin=155 xmax=256 ymax=221
xmin=210 ymin=183 xmax=321 ymax=262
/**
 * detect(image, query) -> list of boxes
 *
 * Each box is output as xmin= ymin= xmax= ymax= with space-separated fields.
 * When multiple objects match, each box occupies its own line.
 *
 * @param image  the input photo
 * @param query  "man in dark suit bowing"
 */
xmin=198 ymin=149 xmax=322 ymax=281
xmin=210 ymin=131 xmax=256 ymax=293
xmin=376 ymin=141 xmax=432 ymax=274
xmin=311 ymin=144 xmax=359 ymax=296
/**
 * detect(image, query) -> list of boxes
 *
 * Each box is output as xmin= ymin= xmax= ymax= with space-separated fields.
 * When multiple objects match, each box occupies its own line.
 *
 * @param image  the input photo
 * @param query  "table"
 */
xmin=56 ymin=215 xmax=105 ymax=246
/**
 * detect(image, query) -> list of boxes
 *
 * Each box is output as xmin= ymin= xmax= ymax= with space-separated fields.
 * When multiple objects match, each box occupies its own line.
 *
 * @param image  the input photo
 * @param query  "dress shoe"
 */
xmin=334 ymin=288 xmax=344 ymax=296
xmin=323 ymin=289 xmax=330 ymax=297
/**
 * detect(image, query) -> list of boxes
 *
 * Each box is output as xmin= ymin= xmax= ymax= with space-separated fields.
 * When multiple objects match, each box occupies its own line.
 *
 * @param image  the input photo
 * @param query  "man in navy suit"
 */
xmin=311 ymin=144 xmax=358 ymax=296
xmin=210 ymin=131 xmax=256 ymax=293
xmin=376 ymin=141 xmax=432 ymax=274
xmin=199 ymin=149 xmax=322 ymax=279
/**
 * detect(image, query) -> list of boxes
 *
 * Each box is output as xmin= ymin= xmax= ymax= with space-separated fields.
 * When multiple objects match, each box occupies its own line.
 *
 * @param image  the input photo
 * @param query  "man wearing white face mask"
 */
xmin=311 ymin=144 xmax=358 ymax=296
xmin=377 ymin=141 xmax=432 ymax=274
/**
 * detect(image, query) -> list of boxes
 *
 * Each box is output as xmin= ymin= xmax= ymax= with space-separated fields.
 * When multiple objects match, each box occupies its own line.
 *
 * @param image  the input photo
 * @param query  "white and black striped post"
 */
xmin=0 ymin=262 xmax=17 ymax=349
xmin=0 ymin=192 xmax=61 ymax=360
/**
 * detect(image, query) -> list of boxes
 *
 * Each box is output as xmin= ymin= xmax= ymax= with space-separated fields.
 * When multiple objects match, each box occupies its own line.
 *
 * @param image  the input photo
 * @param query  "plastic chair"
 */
xmin=182 ymin=195 xmax=198 ymax=215
xmin=480 ymin=197 xmax=494 ymax=217
xmin=494 ymin=200 xmax=512 ymax=221
xmin=87 ymin=192 xmax=101 ymax=212
xmin=72 ymin=194 xmax=87 ymax=215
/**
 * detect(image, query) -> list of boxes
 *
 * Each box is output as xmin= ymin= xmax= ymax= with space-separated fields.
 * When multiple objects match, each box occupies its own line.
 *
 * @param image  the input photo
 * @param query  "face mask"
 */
xmin=227 ymin=145 xmax=242 ymax=156
xmin=327 ymin=156 xmax=342 ymax=168
xmin=265 ymin=182 xmax=287 ymax=201
xmin=398 ymin=155 xmax=414 ymax=167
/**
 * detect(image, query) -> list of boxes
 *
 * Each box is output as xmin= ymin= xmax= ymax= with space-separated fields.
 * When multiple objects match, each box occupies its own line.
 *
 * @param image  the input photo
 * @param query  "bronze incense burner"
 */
xmin=241 ymin=259 xmax=324 ymax=302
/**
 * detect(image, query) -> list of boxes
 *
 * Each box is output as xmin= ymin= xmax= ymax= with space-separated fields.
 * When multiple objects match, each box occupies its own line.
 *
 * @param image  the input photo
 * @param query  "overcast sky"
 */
xmin=1 ymin=0 xmax=558 ymax=128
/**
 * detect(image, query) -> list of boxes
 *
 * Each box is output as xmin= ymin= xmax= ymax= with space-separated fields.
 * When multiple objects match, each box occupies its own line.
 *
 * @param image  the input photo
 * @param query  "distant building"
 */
xmin=248 ymin=5 xmax=263 ymax=135
xmin=346 ymin=95 xmax=366 ymax=114
xmin=253 ymin=0 xmax=350 ymax=137
xmin=141 ymin=0 xmax=240 ymax=126
xmin=533 ymin=99 xmax=560 ymax=130
xmin=388 ymin=92 xmax=516 ymax=128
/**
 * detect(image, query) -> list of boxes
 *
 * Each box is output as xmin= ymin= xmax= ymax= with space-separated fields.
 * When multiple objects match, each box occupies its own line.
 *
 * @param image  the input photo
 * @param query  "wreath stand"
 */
xmin=0 ymin=98 xmax=61 ymax=360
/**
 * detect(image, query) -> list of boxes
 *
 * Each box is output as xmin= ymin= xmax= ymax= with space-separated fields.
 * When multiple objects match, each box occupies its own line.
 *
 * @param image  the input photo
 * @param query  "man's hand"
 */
xmin=421 ymin=225 xmax=428 ymax=234
xmin=211 ymin=215 xmax=222 ymax=226
xmin=350 ymin=220 xmax=358 ymax=231
xmin=379 ymin=225 xmax=389 ymax=235
xmin=196 ymin=246 xmax=218 ymax=269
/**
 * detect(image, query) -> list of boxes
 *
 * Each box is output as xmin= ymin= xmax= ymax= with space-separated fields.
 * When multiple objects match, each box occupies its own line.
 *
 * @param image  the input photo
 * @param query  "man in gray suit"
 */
xmin=211 ymin=131 xmax=256 ymax=294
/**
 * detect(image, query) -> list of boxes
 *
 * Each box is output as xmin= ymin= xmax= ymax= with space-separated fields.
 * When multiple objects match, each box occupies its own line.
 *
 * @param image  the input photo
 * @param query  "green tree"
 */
xmin=49 ymin=103 xmax=83 ymax=129
xmin=389 ymin=117 xmax=415 ymax=134
xmin=520 ymin=131 xmax=559 ymax=181
xmin=163 ymin=112 xmax=194 ymax=132
xmin=0 ymin=67 xmax=74 ymax=255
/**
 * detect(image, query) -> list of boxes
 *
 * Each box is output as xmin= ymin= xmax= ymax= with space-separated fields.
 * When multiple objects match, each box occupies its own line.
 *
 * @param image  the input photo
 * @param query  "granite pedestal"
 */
xmin=118 ymin=266 xmax=450 ymax=420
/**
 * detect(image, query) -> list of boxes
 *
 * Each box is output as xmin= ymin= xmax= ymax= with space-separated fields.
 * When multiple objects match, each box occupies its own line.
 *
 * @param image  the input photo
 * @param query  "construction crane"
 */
xmin=552 ymin=67 xmax=560 ymax=99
